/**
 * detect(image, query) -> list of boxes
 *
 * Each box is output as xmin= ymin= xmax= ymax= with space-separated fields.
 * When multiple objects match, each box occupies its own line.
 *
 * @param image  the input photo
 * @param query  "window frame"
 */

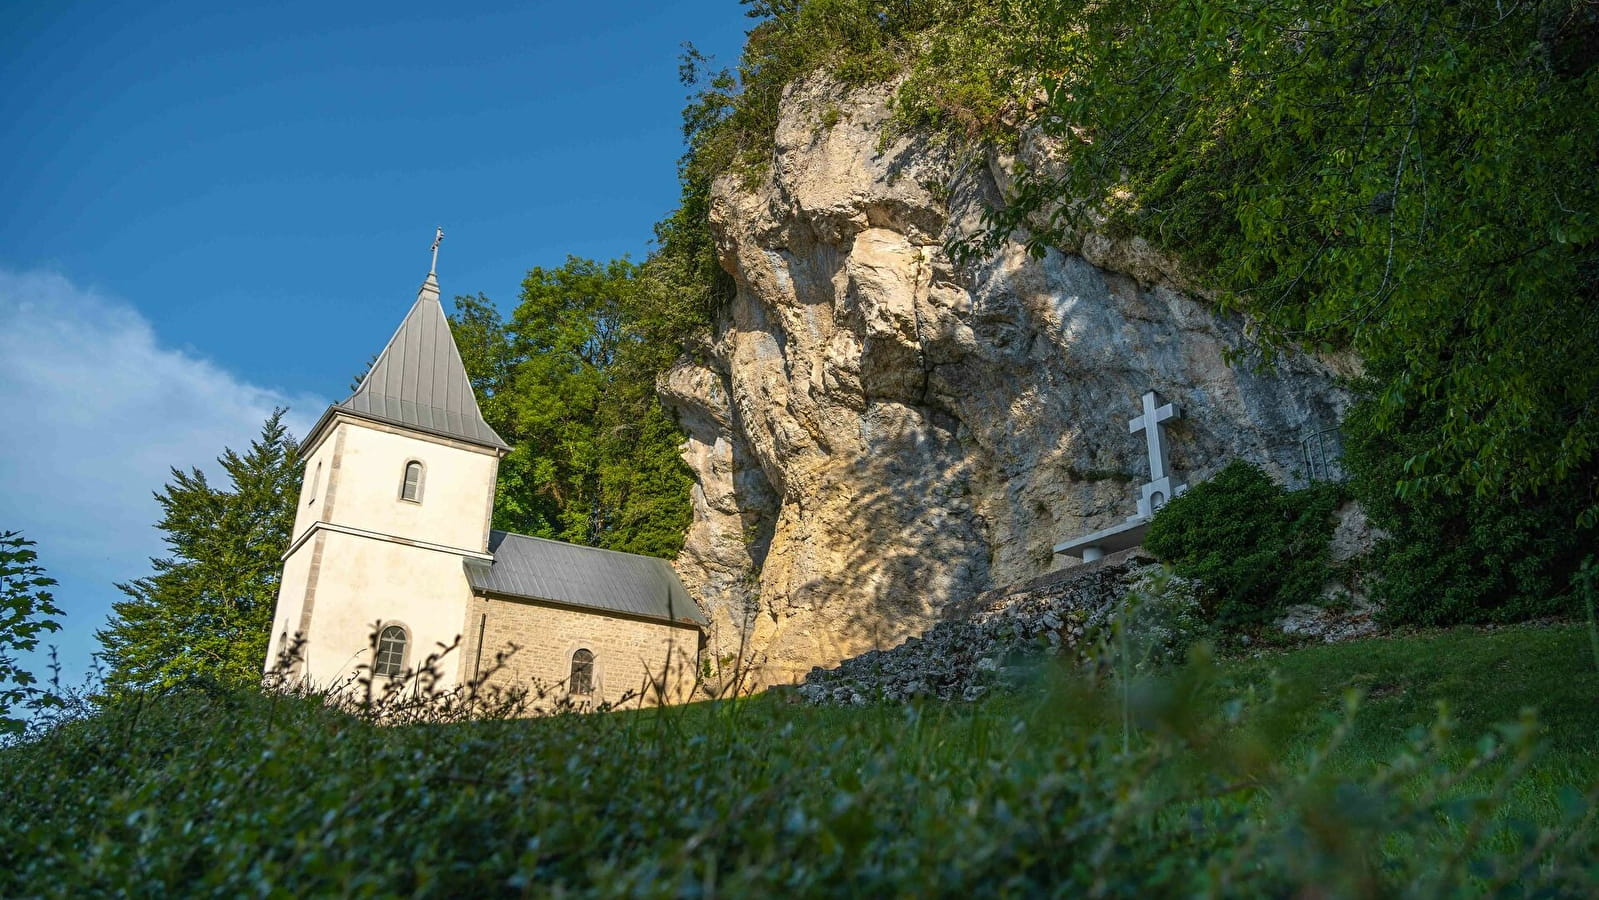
xmin=568 ymin=648 xmax=595 ymax=697
xmin=373 ymin=622 xmax=411 ymax=678
xmin=399 ymin=459 xmax=425 ymax=504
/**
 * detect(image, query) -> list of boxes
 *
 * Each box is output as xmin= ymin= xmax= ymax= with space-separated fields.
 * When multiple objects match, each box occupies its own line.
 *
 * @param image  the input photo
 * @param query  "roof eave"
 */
xmin=468 ymin=585 xmax=707 ymax=630
xmin=300 ymin=404 xmax=510 ymax=457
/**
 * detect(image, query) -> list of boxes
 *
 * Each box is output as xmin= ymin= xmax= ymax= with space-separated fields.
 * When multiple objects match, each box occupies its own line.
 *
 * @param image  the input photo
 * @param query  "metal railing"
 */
xmin=1300 ymin=426 xmax=1347 ymax=485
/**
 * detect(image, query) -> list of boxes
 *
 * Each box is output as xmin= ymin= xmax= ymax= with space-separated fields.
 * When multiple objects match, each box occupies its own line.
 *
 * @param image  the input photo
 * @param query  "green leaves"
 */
xmin=95 ymin=410 xmax=301 ymax=694
xmin=1144 ymin=461 xmax=1342 ymax=634
xmin=449 ymin=258 xmax=694 ymax=558
xmin=988 ymin=0 xmax=1599 ymax=518
xmin=0 ymin=532 xmax=64 ymax=733
xmin=1343 ymin=378 xmax=1596 ymax=627
xmin=4 ymin=625 xmax=1598 ymax=895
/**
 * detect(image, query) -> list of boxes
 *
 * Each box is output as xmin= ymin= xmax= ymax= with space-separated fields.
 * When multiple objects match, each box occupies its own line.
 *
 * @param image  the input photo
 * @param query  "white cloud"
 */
xmin=0 ymin=267 xmax=325 ymax=685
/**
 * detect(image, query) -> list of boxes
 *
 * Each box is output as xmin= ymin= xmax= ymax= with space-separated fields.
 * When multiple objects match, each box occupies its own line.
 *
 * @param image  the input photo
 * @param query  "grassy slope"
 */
xmin=2 ymin=624 xmax=1595 ymax=896
xmin=1221 ymin=624 xmax=1598 ymax=758
xmin=1219 ymin=624 xmax=1599 ymax=834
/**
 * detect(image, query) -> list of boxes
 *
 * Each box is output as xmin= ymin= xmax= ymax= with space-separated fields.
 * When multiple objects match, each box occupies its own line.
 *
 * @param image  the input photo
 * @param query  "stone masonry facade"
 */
xmin=461 ymin=594 xmax=702 ymax=708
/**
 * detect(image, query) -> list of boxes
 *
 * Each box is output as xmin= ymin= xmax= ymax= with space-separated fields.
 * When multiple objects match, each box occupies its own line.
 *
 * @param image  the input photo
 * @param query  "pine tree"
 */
xmin=98 ymin=410 xmax=301 ymax=693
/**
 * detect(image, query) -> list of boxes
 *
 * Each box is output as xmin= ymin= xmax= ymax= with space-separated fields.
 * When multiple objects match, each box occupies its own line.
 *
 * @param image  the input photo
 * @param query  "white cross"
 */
xmin=430 ymin=226 xmax=444 ymax=274
xmin=1127 ymin=391 xmax=1187 ymax=519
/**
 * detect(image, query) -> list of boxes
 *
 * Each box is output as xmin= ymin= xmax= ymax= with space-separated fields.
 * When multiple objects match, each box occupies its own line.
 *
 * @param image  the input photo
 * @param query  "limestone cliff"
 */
xmin=661 ymin=80 xmax=1351 ymax=685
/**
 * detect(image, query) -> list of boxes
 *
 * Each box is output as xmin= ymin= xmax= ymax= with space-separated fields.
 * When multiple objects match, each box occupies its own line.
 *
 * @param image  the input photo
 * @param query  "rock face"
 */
xmin=662 ymin=79 xmax=1352 ymax=685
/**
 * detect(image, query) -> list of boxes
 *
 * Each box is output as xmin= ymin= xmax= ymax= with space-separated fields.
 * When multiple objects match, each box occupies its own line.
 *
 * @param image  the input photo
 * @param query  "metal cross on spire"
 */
xmin=430 ymin=226 xmax=444 ymax=275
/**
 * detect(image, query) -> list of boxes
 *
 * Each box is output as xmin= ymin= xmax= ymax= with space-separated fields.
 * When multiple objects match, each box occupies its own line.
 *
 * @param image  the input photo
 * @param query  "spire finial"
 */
xmin=429 ymin=226 xmax=444 ymax=275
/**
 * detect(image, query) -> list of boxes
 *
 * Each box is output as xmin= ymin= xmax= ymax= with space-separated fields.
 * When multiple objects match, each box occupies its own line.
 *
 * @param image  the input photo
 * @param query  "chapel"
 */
xmin=263 ymin=259 xmax=706 ymax=707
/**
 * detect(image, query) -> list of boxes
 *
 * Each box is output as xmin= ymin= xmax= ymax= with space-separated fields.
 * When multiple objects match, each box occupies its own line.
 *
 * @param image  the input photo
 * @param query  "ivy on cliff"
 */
xmin=965 ymin=0 xmax=1599 ymax=521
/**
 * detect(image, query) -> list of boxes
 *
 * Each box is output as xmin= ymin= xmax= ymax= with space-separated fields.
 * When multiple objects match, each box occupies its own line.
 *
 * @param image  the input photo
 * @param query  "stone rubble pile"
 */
xmin=1277 ymin=601 xmax=1380 ymax=643
xmin=797 ymin=553 xmax=1177 ymax=706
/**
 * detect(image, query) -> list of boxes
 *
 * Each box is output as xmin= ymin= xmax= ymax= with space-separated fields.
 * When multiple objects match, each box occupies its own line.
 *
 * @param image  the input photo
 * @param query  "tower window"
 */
xmin=570 ymin=649 xmax=594 ymax=695
xmin=374 ymin=625 xmax=408 ymax=677
xmin=400 ymin=460 xmax=424 ymax=503
xmin=307 ymin=460 xmax=322 ymax=506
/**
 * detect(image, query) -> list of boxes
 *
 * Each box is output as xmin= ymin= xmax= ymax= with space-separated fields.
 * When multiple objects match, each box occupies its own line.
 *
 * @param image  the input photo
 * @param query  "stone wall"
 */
xmin=461 ymin=594 xmax=702 ymax=708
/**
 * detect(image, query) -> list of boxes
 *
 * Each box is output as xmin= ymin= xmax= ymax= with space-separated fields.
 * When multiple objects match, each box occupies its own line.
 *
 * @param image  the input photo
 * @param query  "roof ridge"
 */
xmin=491 ymin=529 xmax=676 ymax=564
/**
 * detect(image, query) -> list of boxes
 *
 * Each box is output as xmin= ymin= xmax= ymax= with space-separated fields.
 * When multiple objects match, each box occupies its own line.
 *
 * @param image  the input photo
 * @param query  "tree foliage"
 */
xmin=450 ymin=258 xmax=694 ymax=558
xmin=0 ymin=532 xmax=63 ymax=733
xmin=97 ymin=411 xmax=301 ymax=694
xmin=964 ymin=0 xmax=1599 ymax=521
xmin=1344 ymin=369 xmax=1596 ymax=626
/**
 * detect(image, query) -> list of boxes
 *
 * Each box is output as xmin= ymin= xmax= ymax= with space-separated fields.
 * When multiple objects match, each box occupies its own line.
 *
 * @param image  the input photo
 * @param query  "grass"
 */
xmin=1216 ymin=624 xmax=1599 ymax=842
xmin=1220 ymin=624 xmax=1598 ymax=758
xmin=2 ymin=624 xmax=1596 ymax=897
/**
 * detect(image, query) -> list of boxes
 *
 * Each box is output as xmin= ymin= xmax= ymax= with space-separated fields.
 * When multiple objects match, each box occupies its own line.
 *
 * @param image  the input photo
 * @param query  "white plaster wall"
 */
xmin=300 ymin=530 xmax=476 ymax=690
xmin=289 ymin=433 xmax=337 ymax=541
xmin=264 ymin=536 xmax=316 ymax=674
xmin=321 ymin=420 xmax=499 ymax=553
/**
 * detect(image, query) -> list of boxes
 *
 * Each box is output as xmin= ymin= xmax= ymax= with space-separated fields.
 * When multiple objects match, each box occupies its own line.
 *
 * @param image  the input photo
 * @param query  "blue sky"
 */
xmin=0 ymin=0 xmax=751 ymax=686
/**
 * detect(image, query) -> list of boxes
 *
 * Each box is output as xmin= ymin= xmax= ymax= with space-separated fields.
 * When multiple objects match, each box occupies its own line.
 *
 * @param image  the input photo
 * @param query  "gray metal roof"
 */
xmin=332 ymin=273 xmax=510 ymax=451
xmin=467 ymin=530 xmax=707 ymax=627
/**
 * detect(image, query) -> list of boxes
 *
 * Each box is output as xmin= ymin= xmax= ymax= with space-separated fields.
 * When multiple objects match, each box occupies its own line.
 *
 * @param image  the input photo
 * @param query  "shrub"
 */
xmin=1112 ymin=565 xmax=1207 ymax=674
xmin=2 ymin=636 xmax=1595 ymax=897
xmin=1343 ymin=388 xmax=1597 ymax=627
xmin=1144 ymin=460 xmax=1341 ymax=632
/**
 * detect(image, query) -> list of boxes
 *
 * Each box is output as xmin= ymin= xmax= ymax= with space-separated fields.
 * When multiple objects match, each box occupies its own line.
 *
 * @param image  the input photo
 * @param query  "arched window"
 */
xmin=374 ymin=625 xmax=408 ymax=677
xmin=400 ymin=460 xmax=424 ymax=503
xmin=569 ymin=649 xmax=594 ymax=695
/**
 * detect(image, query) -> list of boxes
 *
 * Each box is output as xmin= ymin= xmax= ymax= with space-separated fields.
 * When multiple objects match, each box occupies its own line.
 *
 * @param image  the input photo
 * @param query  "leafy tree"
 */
xmin=97 ymin=410 xmax=301 ymax=693
xmin=449 ymin=258 xmax=694 ymax=558
xmin=1343 ymin=373 xmax=1596 ymax=626
xmin=451 ymin=291 xmax=518 ymax=429
xmin=0 ymin=532 xmax=64 ymax=733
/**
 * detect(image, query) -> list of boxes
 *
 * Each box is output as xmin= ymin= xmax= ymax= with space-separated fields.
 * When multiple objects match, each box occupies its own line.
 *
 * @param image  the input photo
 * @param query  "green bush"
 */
xmin=3 ymin=630 xmax=1596 ymax=897
xmin=1343 ymin=386 xmax=1597 ymax=627
xmin=1144 ymin=460 xmax=1341 ymax=632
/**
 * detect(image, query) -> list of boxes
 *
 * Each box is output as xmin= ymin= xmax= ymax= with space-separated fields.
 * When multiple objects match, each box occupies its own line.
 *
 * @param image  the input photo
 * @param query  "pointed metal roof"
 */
xmin=329 ymin=273 xmax=510 ymax=451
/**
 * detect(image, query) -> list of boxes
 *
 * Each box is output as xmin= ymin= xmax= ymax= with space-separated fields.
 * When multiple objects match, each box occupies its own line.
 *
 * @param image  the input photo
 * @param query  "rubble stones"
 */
xmin=1275 ymin=601 xmax=1380 ymax=643
xmin=798 ymin=552 xmax=1197 ymax=705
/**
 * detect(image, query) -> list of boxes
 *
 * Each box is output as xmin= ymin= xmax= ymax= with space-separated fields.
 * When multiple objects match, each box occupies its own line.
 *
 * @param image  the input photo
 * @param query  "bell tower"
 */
xmin=266 ymin=249 xmax=509 ymax=689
